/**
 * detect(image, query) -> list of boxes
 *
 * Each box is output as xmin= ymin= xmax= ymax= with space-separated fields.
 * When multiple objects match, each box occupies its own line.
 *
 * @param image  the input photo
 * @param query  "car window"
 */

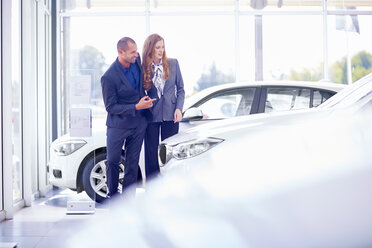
xmin=312 ymin=90 xmax=334 ymax=107
xmin=195 ymin=88 xmax=256 ymax=120
xmin=265 ymin=87 xmax=310 ymax=113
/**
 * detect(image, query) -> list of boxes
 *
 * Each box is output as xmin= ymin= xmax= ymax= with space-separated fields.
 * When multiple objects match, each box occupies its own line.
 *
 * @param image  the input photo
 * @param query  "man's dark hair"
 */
xmin=117 ymin=37 xmax=136 ymax=52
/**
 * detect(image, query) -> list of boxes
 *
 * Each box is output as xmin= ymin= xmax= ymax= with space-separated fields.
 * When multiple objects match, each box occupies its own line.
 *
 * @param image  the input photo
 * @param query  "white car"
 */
xmin=67 ymin=75 xmax=372 ymax=248
xmin=49 ymin=80 xmax=345 ymax=202
xmin=159 ymin=73 xmax=372 ymax=175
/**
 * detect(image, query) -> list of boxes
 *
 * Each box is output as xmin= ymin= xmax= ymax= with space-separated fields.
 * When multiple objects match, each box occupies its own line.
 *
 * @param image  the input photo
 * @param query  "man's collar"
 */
xmin=117 ymin=58 xmax=131 ymax=71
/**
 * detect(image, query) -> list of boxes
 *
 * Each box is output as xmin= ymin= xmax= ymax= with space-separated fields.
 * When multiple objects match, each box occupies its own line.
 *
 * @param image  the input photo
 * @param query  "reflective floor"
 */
xmin=0 ymin=188 xmax=108 ymax=248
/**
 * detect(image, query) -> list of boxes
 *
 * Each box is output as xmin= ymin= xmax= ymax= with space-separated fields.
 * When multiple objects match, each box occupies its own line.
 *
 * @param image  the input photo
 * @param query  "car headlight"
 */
xmin=52 ymin=140 xmax=87 ymax=156
xmin=159 ymin=137 xmax=224 ymax=166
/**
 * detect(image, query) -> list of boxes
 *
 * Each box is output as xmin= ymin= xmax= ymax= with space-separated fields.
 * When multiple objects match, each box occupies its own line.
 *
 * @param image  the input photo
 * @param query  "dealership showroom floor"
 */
xmin=0 ymin=188 xmax=111 ymax=248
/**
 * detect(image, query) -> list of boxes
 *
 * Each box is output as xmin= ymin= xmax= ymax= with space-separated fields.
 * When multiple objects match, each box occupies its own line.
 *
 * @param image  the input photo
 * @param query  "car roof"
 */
xmin=184 ymin=80 xmax=346 ymax=110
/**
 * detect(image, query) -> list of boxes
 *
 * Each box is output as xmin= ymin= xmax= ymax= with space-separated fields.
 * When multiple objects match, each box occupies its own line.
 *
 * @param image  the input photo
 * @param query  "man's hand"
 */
xmin=135 ymin=96 xmax=156 ymax=110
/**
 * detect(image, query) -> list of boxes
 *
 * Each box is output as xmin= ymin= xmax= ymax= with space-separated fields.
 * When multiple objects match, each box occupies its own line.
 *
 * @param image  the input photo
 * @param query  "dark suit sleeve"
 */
xmin=174 ymin=59 xmax=185 ymax=111
xmin=101 ymin=75 xmax=136 ymax=116
xmin=146 ymin=82 xmax=158 ymax=99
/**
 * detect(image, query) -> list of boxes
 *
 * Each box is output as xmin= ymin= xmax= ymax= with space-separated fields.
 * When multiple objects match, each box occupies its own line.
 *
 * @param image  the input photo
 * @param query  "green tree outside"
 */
xmin=78 ymin=45 xmax=107 ymax=100
xmin=289 ymin=50 xmax=372 ymax=84
xmin=288 ymin=67 xmax=322 ymax=82
xmin=350 ymin=50 xmax=372 ymax=81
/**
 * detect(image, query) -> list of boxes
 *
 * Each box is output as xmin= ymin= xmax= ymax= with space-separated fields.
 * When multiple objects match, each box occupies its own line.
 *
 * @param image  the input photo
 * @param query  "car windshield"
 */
xmin=319 ymin=73 xmax=372 ymax=109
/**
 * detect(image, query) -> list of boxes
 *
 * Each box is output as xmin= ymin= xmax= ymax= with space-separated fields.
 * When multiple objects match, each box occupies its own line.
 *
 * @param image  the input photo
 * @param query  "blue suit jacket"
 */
xmin=101 ymin=56 xmax=151 ymax=128
xmin=147 ymin=58 xmax=185 ymax=122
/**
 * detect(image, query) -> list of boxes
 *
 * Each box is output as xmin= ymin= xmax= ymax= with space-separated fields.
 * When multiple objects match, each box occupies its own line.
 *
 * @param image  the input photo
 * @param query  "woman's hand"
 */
xmin=174 ymin=109 xmax=183 ymax=123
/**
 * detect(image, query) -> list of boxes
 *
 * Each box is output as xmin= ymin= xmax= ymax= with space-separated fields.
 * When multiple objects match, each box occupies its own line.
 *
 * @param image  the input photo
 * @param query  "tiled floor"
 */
xmin=0 ymin=188 xmax=107 ymax=248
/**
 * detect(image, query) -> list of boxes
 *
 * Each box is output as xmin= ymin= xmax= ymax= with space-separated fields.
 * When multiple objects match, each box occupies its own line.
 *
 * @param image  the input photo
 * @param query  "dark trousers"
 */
xmin=144 ymin=121 xmax=179 ymax=180
xmin=106 ymin=119 xmax=147 ymax=198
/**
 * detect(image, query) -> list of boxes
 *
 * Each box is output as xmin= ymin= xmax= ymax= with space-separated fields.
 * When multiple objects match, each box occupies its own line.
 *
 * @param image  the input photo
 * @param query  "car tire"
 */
xmin=81 ymin=152 xmax=125 ymax=203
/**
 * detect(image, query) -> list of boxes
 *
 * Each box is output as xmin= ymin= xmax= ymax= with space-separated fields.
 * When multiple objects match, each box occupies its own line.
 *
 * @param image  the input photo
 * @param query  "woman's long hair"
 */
xmin=142 ymin=33 xmax=169 ymax=91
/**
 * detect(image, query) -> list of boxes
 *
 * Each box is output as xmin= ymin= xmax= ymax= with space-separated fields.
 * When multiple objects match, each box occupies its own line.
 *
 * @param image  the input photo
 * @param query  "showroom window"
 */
xmin=57 ymin=0 xmax=372 ymax=135
xmin=11 ymin=0 xmax=23 ymax=205
xmin=327 ymin=14 xmax=372 ymax=85
xmin=36 ymin=0 xmax=53 ymax=195
xmin=0 ymin=0 xmax=53 ymax=218
xmin=262 ymin=15 xmax=323 ymax=81
xmin=150 ymin=15 xmax=236 ymax=93
xmin=0 ymin=0 xmax=3 ymax=213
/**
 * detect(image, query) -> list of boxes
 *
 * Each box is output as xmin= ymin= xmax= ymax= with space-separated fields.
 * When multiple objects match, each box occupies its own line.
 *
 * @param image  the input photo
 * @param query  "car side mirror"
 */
xmin=182 ymin=107 xmax=204 ymax=122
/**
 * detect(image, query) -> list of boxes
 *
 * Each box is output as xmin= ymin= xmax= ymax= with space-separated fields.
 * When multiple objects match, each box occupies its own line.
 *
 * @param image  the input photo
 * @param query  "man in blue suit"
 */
xmin=101 ymin=37 xmax=156 ymax=199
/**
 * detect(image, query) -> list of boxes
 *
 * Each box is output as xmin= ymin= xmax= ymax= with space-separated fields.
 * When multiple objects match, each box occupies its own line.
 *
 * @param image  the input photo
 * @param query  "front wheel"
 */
xmin=81 ymin=152 xmax=124 ymax=203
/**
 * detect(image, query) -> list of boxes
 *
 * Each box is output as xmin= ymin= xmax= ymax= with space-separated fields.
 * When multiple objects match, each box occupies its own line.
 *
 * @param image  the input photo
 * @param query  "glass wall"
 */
xmin=11 ymin=0 xmax=23 ymax=204
xmin=0 ymin=0 xmax=3 ymax=213
xmin=36 ymin=0 xmax=53 ymax=195
xmin=263 ymin=15 xmax=323 ymax=81
xmin=240 ymin=0 xmax=322 ymax=11
xmin=1 ymin=0 xmax=22 ymax=219
xmin=327 ymin=14 xmax=372 ymax=84
xmin=1 ymin=0 xmax=52 ymax=219
xmin=150 ymin=15 xmax=236 ymax=94
xmin=58 ymin=0 xmax=372 ymax=134
xmin=61 ymin=15 xmax=147 ymax=131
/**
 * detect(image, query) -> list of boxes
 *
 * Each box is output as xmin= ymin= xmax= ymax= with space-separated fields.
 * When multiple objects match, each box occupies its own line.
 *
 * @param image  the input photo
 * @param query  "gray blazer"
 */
xmin=147 ymin=58 xmax=185 ymax=122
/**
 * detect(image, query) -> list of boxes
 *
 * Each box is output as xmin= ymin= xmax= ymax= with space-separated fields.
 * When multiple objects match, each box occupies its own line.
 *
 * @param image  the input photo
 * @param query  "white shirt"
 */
xmin=152 ymin=61 xmax=166 ymax=98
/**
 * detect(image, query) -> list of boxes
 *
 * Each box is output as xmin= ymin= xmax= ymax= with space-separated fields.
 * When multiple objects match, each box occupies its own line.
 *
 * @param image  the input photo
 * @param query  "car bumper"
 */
xmin=48 ymin=144 xmax=93 ymax=190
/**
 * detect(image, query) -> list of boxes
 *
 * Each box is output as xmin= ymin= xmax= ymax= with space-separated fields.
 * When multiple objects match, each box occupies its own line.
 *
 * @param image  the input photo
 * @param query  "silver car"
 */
xmin=159 ymin=74 xmax=372 ymax=174
xmin=68 ymin=74 xmax=372 ymax=248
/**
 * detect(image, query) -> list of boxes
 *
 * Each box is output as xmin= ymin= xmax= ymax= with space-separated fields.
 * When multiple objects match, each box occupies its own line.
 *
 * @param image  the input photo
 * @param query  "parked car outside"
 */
xmin=159 ymin=73 xmax=372 ymax=174
xmin=49 ymin=80 xmax=345 ymax=202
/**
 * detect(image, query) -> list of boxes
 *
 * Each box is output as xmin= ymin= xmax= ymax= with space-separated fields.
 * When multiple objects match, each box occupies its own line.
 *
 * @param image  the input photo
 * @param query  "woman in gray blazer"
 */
xmin=142 ymin=33 xmax=185 ymax=180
